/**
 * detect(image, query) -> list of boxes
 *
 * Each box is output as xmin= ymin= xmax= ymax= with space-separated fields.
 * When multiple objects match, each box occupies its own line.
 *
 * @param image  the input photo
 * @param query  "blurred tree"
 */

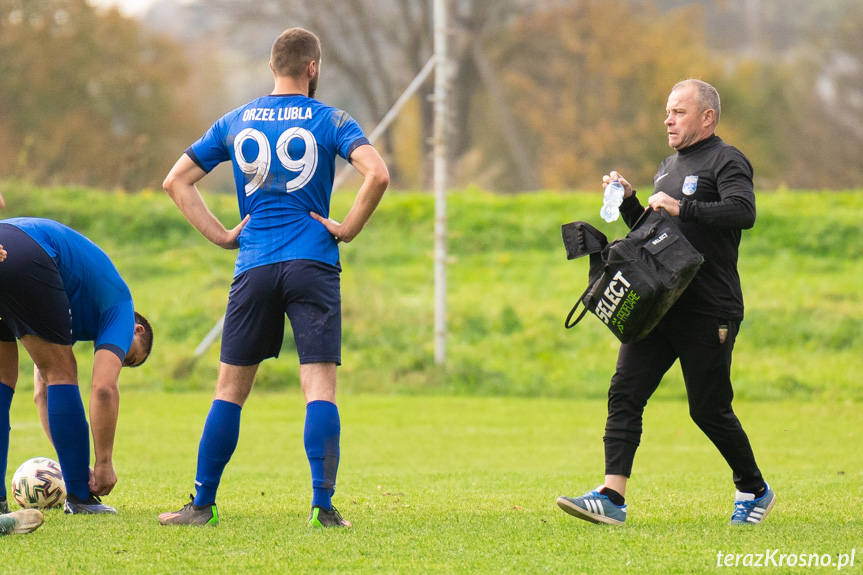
xmin=2 ymin=0 xmax=857 ymax=193
xmin=0 ymin=0 xmax=203 ymax=190
xmin=779 ymin=0 xmax=863 ymax=189
xmin=704 ymin=2 xmax=863 ymax=190
xmin=199 ymin=0 xmax=539 ymax=190
xmin=477 ymin=0 xmax=721 ymax=190
xmin=198 ymin=0 xmax=431 ymax=188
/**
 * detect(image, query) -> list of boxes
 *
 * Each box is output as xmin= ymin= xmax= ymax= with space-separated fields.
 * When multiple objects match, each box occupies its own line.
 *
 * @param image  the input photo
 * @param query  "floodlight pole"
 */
xmin=433 ymin=0 xmax=448 ymax=366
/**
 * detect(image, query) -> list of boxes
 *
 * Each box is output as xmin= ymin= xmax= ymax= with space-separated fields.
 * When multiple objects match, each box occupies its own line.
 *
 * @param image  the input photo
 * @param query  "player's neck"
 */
xmin=272 ymin=76 xmax=308 ymax=97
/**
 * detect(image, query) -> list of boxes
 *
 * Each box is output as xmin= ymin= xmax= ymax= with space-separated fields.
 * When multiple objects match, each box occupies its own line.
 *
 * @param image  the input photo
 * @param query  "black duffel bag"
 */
xmin=561 ymin=208 xmax=704 ymax=343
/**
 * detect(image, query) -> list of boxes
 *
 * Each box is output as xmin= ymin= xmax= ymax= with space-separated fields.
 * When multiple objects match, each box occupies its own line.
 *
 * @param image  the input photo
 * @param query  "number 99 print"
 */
xmin=234 ymin=126 xmax=318 ymax=196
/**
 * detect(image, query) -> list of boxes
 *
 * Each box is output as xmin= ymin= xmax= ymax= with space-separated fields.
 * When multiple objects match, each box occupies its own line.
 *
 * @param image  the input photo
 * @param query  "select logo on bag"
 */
xmin=562 ymin=209 xmax=703 ymax=343
xmin=651 ymin=232 xmax=669 ymax=246
xmin=682 ymin=175 xmax=698 ymax=195
xmin=594 ymin=270 xmax=641 ymax=333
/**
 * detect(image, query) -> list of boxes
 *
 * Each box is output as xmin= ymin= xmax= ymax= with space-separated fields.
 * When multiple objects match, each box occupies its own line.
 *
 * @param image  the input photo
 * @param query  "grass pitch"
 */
xmin=4 ymin=392 xmax=861 ymax=573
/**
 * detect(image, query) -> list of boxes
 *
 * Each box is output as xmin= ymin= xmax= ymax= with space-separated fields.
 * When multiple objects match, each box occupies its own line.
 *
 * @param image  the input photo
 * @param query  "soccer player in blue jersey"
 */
xmin=158 ymin=28 xmax=389 ymax=528
xmin=0 ymin=217 xmax=154 ymax=516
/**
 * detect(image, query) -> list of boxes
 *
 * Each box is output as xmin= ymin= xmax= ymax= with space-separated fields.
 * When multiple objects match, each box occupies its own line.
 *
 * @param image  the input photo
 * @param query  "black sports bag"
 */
xmin=561 ymin=208 xmax=704 ymax=343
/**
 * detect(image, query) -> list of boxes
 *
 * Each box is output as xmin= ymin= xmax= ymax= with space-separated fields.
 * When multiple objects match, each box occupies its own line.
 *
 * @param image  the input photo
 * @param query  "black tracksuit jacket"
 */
xmin=619 ymin=134 xmax=756 ymax=321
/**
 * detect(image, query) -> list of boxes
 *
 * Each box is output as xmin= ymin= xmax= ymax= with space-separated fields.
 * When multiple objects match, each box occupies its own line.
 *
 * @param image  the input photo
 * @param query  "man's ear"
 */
xmin=134 ymin=323 xmax=146 ymax=335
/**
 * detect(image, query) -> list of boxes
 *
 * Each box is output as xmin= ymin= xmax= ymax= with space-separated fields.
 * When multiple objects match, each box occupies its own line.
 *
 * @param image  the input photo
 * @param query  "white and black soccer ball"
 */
xmin=12 ymin=457 xmax=67 ymax=509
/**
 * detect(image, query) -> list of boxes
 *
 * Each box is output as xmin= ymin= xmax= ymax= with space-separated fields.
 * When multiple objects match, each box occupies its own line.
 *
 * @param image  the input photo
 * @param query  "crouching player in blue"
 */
xmin=0 ymin=218 xmax=153 ymax=515
xmin=158 ymin=27 xmax=388 ymax=527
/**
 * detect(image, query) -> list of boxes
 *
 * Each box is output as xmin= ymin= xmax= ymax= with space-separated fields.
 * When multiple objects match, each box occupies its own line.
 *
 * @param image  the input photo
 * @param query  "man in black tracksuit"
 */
xmin=557 ymin=79 xmax=776 ymax=526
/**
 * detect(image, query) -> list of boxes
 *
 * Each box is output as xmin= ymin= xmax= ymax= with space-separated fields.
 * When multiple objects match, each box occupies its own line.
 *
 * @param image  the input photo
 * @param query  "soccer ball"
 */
xmin=11 ymin=457 xmax=67 ymax=509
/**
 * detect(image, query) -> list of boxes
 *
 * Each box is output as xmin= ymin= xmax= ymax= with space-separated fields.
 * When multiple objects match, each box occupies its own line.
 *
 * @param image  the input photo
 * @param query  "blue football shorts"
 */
xmin=219 ymin=259 xmax=342 ymax=366
xmin=0 ymin=223 xmax=75 ymax=345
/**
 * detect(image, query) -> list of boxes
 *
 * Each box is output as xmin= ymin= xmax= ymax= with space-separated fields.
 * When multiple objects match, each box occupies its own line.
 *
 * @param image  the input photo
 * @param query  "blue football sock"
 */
xmin=194 ymin=399 xmax=241 ymax=507
xmin=46 ymin=384 xmax=91 ymax=500
xmin=0 ymin=383 xmax=13 ymax=499
xmin=304 ymin=400 xmax=340 ymax=510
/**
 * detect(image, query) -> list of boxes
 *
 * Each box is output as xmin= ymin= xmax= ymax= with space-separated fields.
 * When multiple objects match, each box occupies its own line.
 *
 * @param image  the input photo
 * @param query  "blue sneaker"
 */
xmin=730 ymin=483 xmax=776 ymax=525
xmin=64 ymin=493 xmax=117 ymax=515
xmin=557 ymin=486 xmax=627 ymax=525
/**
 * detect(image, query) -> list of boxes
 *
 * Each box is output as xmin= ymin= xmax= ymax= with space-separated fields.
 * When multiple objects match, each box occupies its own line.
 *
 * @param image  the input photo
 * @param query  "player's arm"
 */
xmin=88 ymin=348 xmax=122 ymax=495
xmin=163 ymin=154 xmax=249 ymax=249
xmin=310 ymin=144 xmax=389 ymax=243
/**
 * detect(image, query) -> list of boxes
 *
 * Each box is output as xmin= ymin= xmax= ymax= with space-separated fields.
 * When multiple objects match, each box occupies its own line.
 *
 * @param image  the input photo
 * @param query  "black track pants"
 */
xmin=603 ymin=308 xmax=765 ymax=493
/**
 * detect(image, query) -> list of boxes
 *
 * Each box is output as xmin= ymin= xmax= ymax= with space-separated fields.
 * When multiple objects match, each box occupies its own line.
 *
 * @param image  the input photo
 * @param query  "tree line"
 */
xmin=2 ymin=0 xmax=862 ymax=192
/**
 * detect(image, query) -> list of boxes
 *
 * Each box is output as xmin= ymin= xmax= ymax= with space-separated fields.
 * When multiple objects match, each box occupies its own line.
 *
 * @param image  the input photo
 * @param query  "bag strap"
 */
xmin=564 ymin=284 xmax=592 ymax=329
xmin=631 ymin=206 xmax=678 ymax=236
xmin=629 ymin=207 xmax=654 ymax=232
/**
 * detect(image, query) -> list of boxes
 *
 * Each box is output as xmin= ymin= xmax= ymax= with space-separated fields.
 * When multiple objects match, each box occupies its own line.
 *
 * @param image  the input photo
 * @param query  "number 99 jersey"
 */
xmin=186 ymin=94 xmax=370 ymax=276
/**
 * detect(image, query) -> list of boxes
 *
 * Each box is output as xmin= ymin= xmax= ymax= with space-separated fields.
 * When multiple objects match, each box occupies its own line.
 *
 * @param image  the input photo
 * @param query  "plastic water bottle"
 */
xmin=600 ymin=181 xmax=625 ymax=222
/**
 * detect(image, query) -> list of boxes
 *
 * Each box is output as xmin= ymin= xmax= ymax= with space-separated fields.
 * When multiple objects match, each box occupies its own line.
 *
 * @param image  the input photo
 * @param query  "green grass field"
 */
xmin=0 ymin=183 xmax=861 ymax=571
xmin=4 ymin=392 xmax=862 ymax=573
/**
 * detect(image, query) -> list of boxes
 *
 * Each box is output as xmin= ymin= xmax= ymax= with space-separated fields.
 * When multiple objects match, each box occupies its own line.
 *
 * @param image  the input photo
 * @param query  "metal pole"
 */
xmin=433 ymin=0 xmax=448 ymax=365
xmin=193 ymin=314 xmax=225 ymax=358
xmin=332 ymin=55 xmax=437 ymax=192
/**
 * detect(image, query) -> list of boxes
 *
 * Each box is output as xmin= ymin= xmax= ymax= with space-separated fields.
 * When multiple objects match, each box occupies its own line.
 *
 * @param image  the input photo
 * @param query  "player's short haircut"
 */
xmin=271 ymin=28 xmax=322 ymax=79
xmin=674 ymin=79 xmax=721 ymax=125
xmin=132 ymin=311 xmax=154 ymax=368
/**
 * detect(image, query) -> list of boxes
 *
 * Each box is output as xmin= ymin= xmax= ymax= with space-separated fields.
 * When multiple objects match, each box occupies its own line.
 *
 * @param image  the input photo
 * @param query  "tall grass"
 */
xmin=1 ymin=182 xmax=860 ymax=400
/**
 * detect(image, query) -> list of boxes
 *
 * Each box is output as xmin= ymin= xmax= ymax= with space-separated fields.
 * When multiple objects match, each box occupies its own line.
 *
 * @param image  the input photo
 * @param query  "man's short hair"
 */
xmin=133 ymin=311 xmax=154 ymax=367
xmin=271 ymin=28 xmax=322 ymax=79
xmin=674 ymin=79 xmax=721 ymax=125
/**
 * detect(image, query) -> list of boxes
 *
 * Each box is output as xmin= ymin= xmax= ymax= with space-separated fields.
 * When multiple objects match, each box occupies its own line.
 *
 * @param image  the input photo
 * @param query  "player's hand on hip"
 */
xmin=602 ymin=170 xmax=633 ymax=198
xmin=310 ymin=212 xmax=348 ymax=243
xmin=90 ymin=462 xmax=117 ymax=496
xmin=0 ymin=244 xmax=6 ymax=262
xmin=647 ymin=191 xmax=681 ymax=216
xmin=219 ymin=214 xmax=250 ymax=250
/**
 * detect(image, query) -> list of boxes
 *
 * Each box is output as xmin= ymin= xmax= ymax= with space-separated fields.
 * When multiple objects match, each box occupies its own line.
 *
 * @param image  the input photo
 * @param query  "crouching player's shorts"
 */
xmin=0 ymin=224 xmax=75 ymax=345
xmin=219 ymin=259 xmax=341 ymax=366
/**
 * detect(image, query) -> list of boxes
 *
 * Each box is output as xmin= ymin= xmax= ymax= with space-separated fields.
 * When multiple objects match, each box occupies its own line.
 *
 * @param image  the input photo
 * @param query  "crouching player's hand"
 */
xmin=90 ymin=462 xmax=118 ymax=496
